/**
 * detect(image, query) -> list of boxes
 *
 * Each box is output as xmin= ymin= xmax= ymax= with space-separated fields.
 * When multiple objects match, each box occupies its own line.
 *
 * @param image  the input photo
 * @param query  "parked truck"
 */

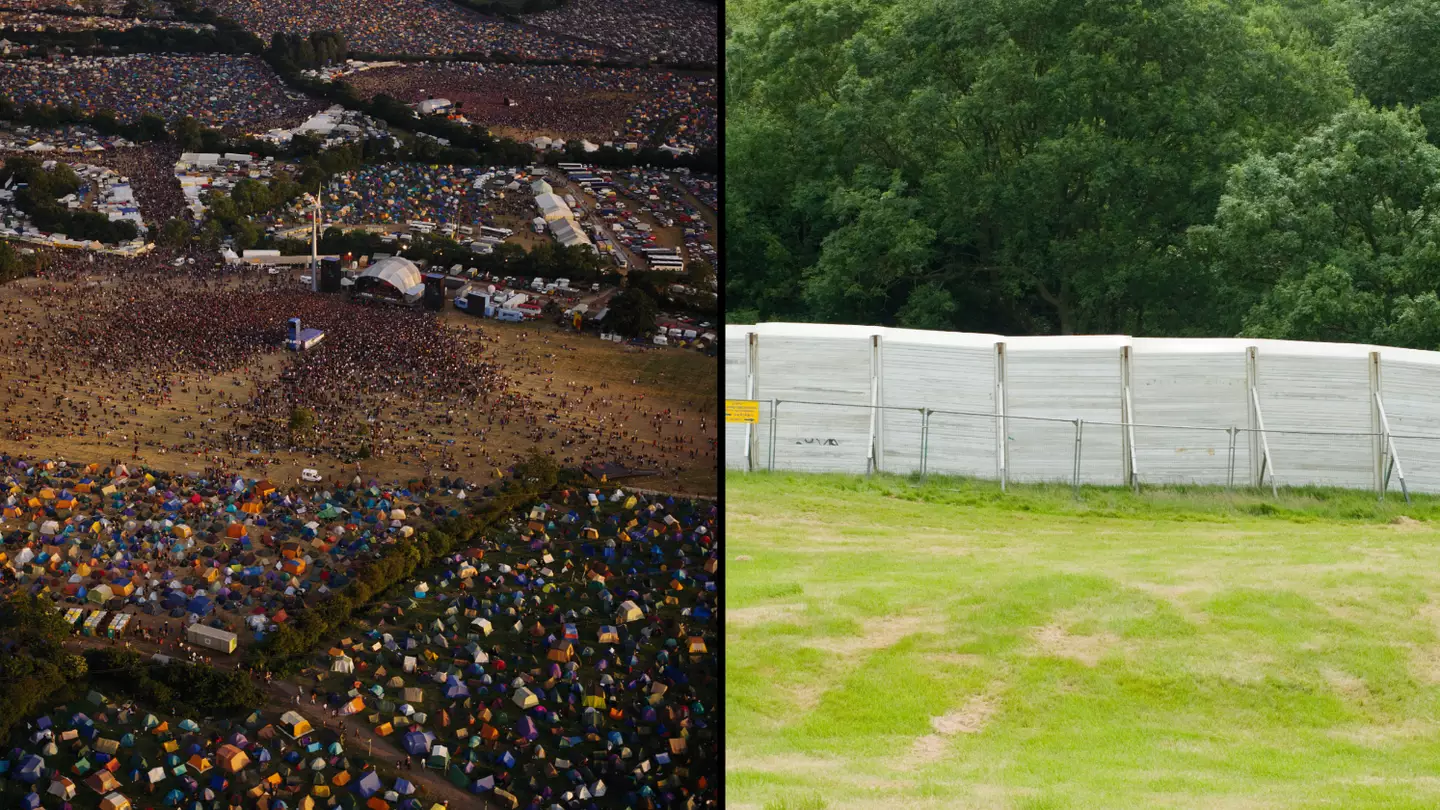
xmin=186 ymin=623 xmax=238 ymax=653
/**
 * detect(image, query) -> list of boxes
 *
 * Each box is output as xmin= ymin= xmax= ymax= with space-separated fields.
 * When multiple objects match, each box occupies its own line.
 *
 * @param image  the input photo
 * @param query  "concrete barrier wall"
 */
xmin=734 ymin=323 xmax=1440 ymax=495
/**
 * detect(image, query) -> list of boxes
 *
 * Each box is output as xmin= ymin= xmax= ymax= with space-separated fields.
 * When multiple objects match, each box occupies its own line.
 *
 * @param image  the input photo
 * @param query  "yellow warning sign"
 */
xmin=725 ymin=400 xmax=760 ymax=424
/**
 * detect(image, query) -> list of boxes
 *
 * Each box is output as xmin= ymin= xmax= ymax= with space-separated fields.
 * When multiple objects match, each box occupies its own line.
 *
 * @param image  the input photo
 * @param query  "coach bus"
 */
xmin=479 ymin=225 xmax=513 ymax=239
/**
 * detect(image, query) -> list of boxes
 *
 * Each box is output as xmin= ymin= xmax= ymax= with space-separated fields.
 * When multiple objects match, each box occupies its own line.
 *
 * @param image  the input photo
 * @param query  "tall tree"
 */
xmin=1191 ymin=105 xmax=1440 ymax=347
xmin=1339 ymin=0 xmax=1440 ymax=139
xmin=727 ymin=0 xmax=1351 ymax=334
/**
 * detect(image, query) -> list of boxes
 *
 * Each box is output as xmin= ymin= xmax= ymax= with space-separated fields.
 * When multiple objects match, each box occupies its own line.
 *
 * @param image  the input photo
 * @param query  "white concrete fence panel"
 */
xmin=733 ymin=323 xmax=1440 ymax=497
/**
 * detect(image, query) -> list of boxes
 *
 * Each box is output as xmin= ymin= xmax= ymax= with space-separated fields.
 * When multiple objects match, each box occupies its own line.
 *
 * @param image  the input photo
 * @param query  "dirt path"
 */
xmin=64 ymin=635 xmax=496 ymax=807
xmin=264 ymin=679 xmax=496 ymax=809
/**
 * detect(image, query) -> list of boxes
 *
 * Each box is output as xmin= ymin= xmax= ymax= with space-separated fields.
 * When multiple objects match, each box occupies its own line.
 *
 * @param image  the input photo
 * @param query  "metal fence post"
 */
xmin=1226 ymin=427 xmax=1237 ymax=490
xmin=768 ymin=399 xmax=778 ymax=473
xmin=1073 ymin=418 xmax=1084 ymax=498
xmin=919 ymin=408 xmax=930 ymax=484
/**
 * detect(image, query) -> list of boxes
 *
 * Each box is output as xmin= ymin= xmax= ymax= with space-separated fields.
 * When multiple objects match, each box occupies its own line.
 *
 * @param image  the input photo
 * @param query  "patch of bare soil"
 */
xmin=1407 ymin=603 xmax=1440 ymax=684
xmin=1322 ymin=668 xmax=1371 ymax=702
xmin=802 ymin=614 xmax=934 ymax=655
xmin=907 ymin=695 xmax=998 ymax=767
xmin=1031 ymin=624 xmax=1116 ymax=667
xmin=727 ymin=603 xmax=806 ymax=627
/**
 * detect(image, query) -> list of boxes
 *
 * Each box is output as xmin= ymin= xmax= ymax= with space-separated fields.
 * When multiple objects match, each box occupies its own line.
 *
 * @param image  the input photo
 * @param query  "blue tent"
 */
xmin=187 ymin=595 xmax=213 ymax=616
xmin=353 ymin=770 xmax=382 ymax=798
xmin=20 ymin=791 xmax=40 ymax=810
xmin=516 ymin=716 xmax=539 ymax=741
xmin=16 ymin=754 xmax=43 ymax=783
xmin=401 ymin=731 xmax=434 ymax=756
xmin=443 ymin=676 xmax=469 ymax=700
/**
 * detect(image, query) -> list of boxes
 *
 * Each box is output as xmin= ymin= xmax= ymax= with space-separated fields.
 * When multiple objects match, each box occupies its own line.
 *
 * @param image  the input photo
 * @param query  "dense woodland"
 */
xmin=726 ymin=0 xmax=1440 ymax=347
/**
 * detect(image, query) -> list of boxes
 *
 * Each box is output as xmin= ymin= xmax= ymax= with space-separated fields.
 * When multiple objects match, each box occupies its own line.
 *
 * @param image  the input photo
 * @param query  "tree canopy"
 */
xmin=728 ymin=0 xmax=1440 ymax=350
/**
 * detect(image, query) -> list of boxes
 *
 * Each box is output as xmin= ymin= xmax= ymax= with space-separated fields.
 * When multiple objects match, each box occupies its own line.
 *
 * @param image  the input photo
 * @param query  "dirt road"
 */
xmin=66 ymin=634 xmax=497 ymax=808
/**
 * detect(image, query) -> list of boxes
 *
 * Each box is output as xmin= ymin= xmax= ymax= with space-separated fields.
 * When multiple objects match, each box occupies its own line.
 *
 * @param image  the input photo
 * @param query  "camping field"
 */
xmin=727 ymin=472 xmax=1440 ymax=810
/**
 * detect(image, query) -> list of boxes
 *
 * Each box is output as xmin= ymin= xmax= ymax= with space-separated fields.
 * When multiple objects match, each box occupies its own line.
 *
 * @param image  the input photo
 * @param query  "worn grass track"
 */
xmin=727 ymin=472 xmax=1440 ymax=810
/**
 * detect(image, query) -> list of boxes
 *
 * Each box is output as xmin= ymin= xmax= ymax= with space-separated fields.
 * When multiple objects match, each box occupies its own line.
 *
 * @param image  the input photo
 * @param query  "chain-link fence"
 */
xmin=733 ymin=398 xmax=1425 ymax=501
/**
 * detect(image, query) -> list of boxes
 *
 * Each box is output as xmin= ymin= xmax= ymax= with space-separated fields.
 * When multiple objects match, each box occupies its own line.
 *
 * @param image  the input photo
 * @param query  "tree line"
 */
xmin=279 ymin=225 xmax=614 ymax=285
xmin=727 ymin=0 xmax=1440 ymax=350
xmin=244 ymin=453 xmax=560 ymax=675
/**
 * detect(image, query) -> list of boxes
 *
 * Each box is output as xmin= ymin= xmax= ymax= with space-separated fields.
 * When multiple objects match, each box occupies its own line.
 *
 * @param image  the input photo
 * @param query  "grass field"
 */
xmin=728 ymin=472 xmax=1440 ymax=810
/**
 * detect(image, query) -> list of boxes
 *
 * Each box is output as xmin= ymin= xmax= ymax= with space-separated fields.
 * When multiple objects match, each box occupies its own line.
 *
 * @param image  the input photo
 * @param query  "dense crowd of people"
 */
xmin=0 ymin=8 xmax=205 ymax=31
xmin=0 ymin=55 xmax=320 ymax=128
xmin=346 ymin=62 xmax=716 ymax=150
xmin=0 ymin=247 xmax=715 ymax=489
xmin=82 ymin=142 xmax=188 ymax=222
xmin=0 ymin=0 xmax=166 ymax=13
xmin=524 ymin=0 xmax=718 ymax=65
xmin=197 ymin=0 xmax=617 ymax=61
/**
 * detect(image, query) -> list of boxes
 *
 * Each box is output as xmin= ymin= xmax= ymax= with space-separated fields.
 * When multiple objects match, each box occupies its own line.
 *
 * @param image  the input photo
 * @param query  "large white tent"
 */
xmin=356 ymin=256 xmax=424 ymax=303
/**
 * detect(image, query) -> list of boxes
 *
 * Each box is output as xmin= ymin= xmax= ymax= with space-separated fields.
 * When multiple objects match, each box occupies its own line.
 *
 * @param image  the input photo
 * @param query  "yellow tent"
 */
xmin=216 ymin=744 xmax=250 ymax=774
xmin=85 ymin=770 xmax=120 ymax=794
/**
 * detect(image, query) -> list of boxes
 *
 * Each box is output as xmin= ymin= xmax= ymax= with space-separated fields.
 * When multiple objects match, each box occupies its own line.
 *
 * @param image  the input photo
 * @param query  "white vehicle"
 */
xmin=299 ymin=275 xmax=312 ymax=285
xmin=480 ymin=225 xmax=513 ymax=239
xmin=268 ymin=268 xmax=280 ymax=276
xmin=301 ymin=469 xmax=322 ymax=482
xmin=591 ymin=283 xmax=600 ymax=292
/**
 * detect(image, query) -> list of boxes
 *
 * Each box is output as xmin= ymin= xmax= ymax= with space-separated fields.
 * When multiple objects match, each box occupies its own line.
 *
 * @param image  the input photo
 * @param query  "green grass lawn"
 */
xmin=727 ymin=472 xmax=1440 ymax=810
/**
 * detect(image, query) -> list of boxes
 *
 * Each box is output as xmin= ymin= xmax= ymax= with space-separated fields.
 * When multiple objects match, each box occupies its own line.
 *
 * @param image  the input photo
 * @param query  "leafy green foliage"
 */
xmin=1194 ymin=105 xmax=1440 ymax=346
xmin=1 ymin=155 xmax=139 ymax=244
xmin=83 ymin=649 xmax=263 ymax=717
xmin=0 ymin=594 xmax=87 ymax=741
xmin=607 ymin=287 xmax=661 ymax=338
xmin=726 ymin=0 xmax=1440 ymax=346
